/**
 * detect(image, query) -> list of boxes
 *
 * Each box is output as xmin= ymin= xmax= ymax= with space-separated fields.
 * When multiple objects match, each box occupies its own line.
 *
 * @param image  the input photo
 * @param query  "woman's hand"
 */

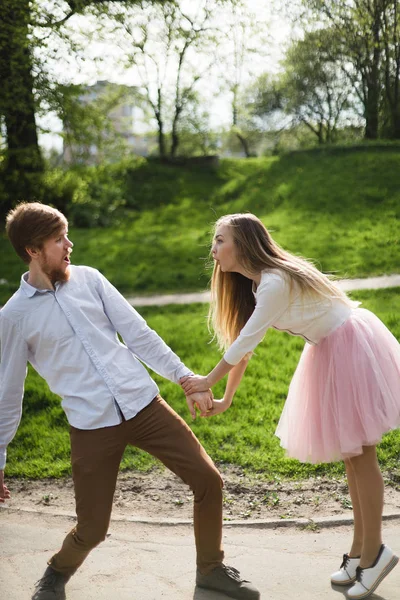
xmin=180 ymin=374 xmax=210 ymax=394
xmin=201 ymin=397 xmax=231 ymax=417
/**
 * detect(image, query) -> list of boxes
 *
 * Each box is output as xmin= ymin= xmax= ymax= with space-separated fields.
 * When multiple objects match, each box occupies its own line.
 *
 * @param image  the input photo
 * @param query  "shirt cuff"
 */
xmin=223 ymin=348 xmax=242 ymax=366
xmin=175 ymin=365 xmax=194 ymax=383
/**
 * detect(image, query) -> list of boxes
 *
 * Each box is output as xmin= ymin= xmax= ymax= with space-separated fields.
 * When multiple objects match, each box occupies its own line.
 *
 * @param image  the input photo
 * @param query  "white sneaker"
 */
xmin=347 ymin=544 xmax=399 ymax=599
xmin=331 ymin=553 xmax=360 ymax=585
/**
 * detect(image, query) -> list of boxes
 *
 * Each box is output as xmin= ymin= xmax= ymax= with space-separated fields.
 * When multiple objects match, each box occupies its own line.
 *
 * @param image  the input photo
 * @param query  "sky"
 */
xmin=38 ymin=0 xmax=295 ymax=151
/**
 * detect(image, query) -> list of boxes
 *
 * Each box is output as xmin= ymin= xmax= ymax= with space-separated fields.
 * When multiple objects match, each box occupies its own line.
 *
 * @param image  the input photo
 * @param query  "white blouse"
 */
xmin=224 ymin=270 xmax=357 ymax=366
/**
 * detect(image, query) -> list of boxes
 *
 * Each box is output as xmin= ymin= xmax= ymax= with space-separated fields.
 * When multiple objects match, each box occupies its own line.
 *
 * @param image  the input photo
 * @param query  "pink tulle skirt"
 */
xmin=275 ymin=308 xmax=400 ymax=463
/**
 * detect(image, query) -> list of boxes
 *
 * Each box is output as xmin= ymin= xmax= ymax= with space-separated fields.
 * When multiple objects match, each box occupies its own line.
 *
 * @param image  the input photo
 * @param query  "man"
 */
xmin=0 ymin=202 xmax=260 ymax=600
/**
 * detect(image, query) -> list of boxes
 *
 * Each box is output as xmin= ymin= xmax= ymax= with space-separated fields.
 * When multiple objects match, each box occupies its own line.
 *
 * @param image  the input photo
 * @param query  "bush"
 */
xmin=41 ymin=156 xmax=147 ymax=227
xmin=42 ymin=169 xmax=87 ymax=217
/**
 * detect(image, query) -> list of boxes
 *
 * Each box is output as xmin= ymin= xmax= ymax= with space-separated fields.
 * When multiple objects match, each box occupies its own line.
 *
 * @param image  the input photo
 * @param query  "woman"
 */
xmin=181 ymin=213 xmax=400 ymax=600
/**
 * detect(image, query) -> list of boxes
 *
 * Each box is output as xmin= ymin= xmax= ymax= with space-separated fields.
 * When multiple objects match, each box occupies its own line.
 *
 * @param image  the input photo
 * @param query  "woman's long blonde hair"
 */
xmin=209 ymin=213 xmax=356 ymax=351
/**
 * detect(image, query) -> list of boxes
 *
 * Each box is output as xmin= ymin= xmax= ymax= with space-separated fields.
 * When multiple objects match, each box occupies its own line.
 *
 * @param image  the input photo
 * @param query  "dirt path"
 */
xmin=5 ymin=465 xmax=400 ymax=523
xmin=126 ymin=273 xmax=400 ymax=307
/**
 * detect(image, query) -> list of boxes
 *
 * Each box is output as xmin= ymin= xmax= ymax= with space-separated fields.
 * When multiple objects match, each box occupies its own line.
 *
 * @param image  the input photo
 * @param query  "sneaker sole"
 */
xmin=331 ymin=576 xmax=356 ymax=586
xmin=196 ymin=584 xmax=260 ymax=600
xmin=347 ymin=554 xmax=399 ymax=599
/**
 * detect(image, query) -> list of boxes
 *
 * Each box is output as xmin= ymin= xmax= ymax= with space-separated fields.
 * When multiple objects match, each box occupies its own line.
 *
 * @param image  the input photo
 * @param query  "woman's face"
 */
xmin=211 ymin=224 xmax=240 ymax=272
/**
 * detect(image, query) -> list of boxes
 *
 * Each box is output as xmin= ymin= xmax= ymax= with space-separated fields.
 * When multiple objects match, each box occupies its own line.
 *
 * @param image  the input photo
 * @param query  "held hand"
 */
xmin=185 ymin=390 xmax=213 ymax=419
xmin=180 ymin=374 xmax=210 ymax=395
xmin=0 ymin=470 xmax=11 ymax=503
xmin=201 ymin=398 xmax=231 ymax=418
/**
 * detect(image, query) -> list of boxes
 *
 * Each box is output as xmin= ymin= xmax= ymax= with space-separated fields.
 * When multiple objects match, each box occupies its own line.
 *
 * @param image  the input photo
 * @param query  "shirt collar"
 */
xmin=20 ymin=272 xmax=55 ymax=297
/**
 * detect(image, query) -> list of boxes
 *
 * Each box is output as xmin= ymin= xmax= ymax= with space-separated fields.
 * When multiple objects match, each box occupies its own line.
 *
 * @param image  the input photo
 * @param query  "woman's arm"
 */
xmin=181 ymin=273 xmax=290 ymax=395
xmin=224 ymin=356 xmax=250 ymax=403
xmin=198 ymin=356 xmax=250 ymax=417
xmin=180 ymin=358 xmax=234 ymax=394
xmin=180 ymin=355 xmax=249 ymax=396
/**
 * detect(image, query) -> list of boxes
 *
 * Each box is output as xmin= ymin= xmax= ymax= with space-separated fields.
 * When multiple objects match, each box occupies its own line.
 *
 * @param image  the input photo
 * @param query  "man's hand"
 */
xmin=180 ymin=374 xmax=210 ymax=395
xmin=0 ymin=470 xmax=11 ymax=503
xmin=185 ymin=390 xmax=213 ymax=419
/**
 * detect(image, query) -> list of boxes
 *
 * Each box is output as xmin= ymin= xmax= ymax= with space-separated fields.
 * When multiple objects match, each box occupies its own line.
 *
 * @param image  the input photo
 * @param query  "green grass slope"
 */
xmin=1 ymin=149 xmax=399 ymax=305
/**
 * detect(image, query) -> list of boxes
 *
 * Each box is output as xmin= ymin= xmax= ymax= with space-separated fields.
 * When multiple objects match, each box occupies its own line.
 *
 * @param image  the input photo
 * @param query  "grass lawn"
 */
xmin=5 ymin=287 xmax=400 ymax=480
xmin=1 ymin=149 xmax=400 ymax=305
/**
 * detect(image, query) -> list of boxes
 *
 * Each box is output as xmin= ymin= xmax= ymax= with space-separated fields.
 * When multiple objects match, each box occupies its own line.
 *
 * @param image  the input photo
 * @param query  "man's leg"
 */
xmin=123 ymin=395 xmax=224 ymax=573
xmin=48 ymin=422 xmax=126 ymax=576
xmin=123 ymin=396 xmax=260 ymax=599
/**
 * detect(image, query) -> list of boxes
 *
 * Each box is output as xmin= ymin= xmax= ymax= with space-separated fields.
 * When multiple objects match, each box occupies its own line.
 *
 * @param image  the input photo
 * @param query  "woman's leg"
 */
xmin=344 ymin=459 xmax=363 ymax=557
xmin=348 ymin=445 xmax=384 ymax=568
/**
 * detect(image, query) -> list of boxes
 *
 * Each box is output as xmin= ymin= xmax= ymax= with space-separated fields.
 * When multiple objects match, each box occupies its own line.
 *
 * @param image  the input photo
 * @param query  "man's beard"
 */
xmin=47 ymin=266 xmax=71 ymax=285
xmin=41 ymin=254 xmax=71 ymax=285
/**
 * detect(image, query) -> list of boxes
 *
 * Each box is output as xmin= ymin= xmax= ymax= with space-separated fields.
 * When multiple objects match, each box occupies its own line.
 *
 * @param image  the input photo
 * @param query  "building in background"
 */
xmin=62 ymin=80 xmax=155 ymax=164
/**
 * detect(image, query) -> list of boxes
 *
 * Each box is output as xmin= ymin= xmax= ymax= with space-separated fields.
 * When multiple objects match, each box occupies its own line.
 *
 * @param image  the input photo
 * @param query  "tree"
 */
xmin=175 ymin=102 xmax=219 ymax=156
xmin=105 ymin=0 xmax=220 ymax=158
xmin=381 ymin=1 xmax=400 ymax=137
xmin=0 ymin=0 xmax=44 ymax=212
xmin=59 ymin=82 xmax=142 ymax=165
xmin=281 ymin=30 xmax=354 ymax=144
xmin=250 ymin=30 xmax=354 ymax=146
xmin=218 ymin=1 xmax=270 ymax=157
xmin=299 ymin=0 xmax=389 ymax=140
xmin=0 ymin=0 xmax=172 ymax=217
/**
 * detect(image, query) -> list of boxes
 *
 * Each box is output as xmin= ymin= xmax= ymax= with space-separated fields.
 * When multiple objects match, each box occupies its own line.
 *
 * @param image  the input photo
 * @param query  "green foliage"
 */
xmin=5 ymin=288 xmax=400 ymax=479
xmin=41 ymin=156 xmax=146 ymax=228
xmin=1 ymin=150 xmax=400 ymax=305
xmin=67 ymin=157 xmax=146 ymax=227
xmin=41 ymin=168 xmax=87 ymax=216
xmin=281 ymin=29 xmax=354 ymax=143
xmin=301 ymin=0 xmax=400 ymax=140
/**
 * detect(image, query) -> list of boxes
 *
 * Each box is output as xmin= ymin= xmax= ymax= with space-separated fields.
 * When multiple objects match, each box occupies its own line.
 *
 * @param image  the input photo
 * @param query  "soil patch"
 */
xmin=5 ymin=465 xmax=400 ymax=523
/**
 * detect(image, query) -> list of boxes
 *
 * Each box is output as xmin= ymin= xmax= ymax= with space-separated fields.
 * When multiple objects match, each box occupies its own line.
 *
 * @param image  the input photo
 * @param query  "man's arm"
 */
xmin=0 ymin=315 xmax=28 ymax=472
xmin=95 ymin=271 xmax=194 ymax=383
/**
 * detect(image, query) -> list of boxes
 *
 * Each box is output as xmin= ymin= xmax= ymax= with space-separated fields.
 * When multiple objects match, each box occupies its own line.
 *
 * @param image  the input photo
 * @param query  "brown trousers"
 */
xmin=48 ymin=396 xmax=224 ymax=576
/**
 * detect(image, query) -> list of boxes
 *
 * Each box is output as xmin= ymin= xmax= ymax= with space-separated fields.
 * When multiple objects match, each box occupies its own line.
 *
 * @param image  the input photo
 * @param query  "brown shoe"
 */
xmin=32 ymin=566 xmax=68 ymax=600
xmin=196 ymin=564 xmax=260 ymax=599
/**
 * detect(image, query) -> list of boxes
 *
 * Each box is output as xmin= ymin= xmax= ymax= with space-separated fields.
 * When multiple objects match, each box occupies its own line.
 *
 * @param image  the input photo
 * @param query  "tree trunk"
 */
xmin=235 ymin=132 xmax=251 ymax=157
xmin=0 ymin=0 xmax=43 ymax=215
xmin=155 ymin=87 xmax=166 ymax=158
xmin=157 ymin=119 xmax=166 ymax=158
xmin=170 ymin=105 xmax=183 ymax=157
xmin=382 ymin=1 xmax=400 ymax=139
xmin=364 ymin=80 xmax=380 ymax=139
xmin=391 ymin=109 xmax=400 ymax=138
xmin=364 ymin=10 xmax=381 ymax=140
xmin=232 ymin=86 xmax=251 ymax=157
xmin=170 ymin=129 xmax=179 ymax=158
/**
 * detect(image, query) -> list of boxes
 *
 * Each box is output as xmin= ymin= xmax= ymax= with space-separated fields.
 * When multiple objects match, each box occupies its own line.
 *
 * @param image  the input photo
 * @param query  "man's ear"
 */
xmin=25 ymin=246 xmax=41 ymax=260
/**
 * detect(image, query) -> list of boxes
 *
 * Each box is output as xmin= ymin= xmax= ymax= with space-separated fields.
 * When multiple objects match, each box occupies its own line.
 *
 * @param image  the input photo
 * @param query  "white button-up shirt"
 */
xmin=224 ymin=270 xmax=357 ymax=366
xmin=0 ymin=265 xmax=192 ymax=469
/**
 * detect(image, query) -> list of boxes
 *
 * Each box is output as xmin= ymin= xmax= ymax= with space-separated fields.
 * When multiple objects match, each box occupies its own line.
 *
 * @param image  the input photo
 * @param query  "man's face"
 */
xmin=38 ymin=227 xmax=73 ymax=284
